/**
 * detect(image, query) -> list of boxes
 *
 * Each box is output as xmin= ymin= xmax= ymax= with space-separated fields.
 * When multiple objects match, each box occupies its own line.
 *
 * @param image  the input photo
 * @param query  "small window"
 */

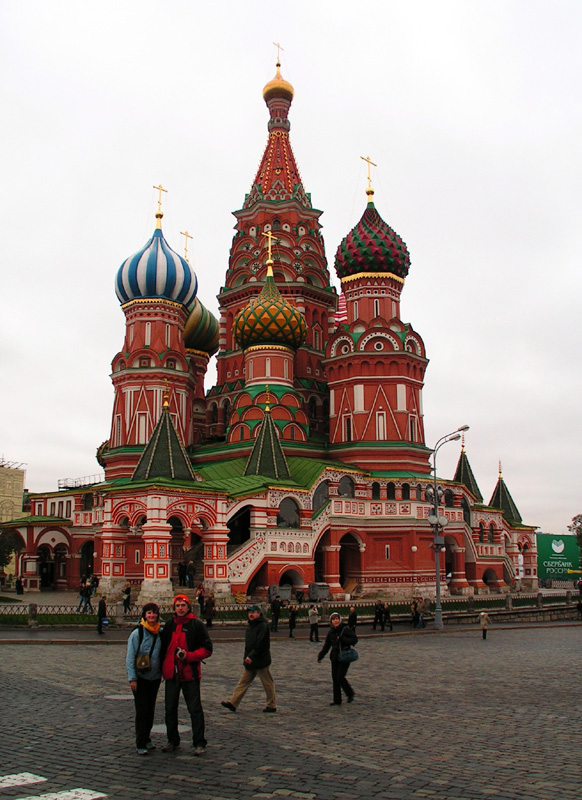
xmin=139 ymin=357 xmax=150 ymax=368
xmin=374 ymin=299 xmax=380 ymax=317
xmin=165 ymin=324 xmax=171 ymax=348
xmin=135 ymin=549 xmax=140 ymax=564
xmin=145 ymin=322 xmax=151 ymax=346
xmin=50 ymin=502 xmax=56 ymax=516
xmin=385 ymin=545 xmax=390 ymax=560
xmin=372 ymin=482 xmax=381 ymax=500
xmin=166 ymin=359 xmax=176 ymax=370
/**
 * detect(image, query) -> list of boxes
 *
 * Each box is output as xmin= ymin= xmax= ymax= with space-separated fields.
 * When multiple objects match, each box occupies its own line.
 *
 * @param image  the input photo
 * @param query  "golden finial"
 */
xmin=461 ymin=433 xmax=466 ymax=453
xmin=153 ymin=184 xmax=168 ymax=229
xmin=498 ymin=460 xmax=503 ymax=478
xmin=261 ymin=230 xmax=279 ymax=277
xmin=265 ymin=384 xmax=271 ymax=412
xmin=360 ymin=155 xmax=377 ymax=201
xmin=180 ymin=229 xmax=193 ymax=262
xmin=163 ymin=379 xmax=170 ymax=408
xmin=273 ymin=41 xmax=284 ymax=65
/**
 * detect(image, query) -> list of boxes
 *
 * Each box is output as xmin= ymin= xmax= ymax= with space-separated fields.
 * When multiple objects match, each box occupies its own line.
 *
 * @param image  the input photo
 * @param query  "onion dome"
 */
xmin=233 ymin=262 xmax=307 ymax=350
xmin=183 ymin=298 xmax=220 ymax=355
xmin=262 ymin=61 xmax=294 ymax=103
xmin=115 ymin=214 xmax=198 ymax=307
xmin=334 ymin=200 xmax=411 ymax=281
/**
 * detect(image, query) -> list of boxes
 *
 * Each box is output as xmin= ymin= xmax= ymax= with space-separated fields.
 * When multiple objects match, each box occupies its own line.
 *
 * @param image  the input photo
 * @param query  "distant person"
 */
xmin=308 ymin=604 xmax=320 ymax=642
xmin=347 ymin=606 xmax=357 ymax=630
xmin=196 ymin=583 xmax=206 ymax=615
xmin=383 ymin=602 xmax=393 ymax=632
xmin=177 ymin=561 xmax=187 ymax=587
xmin=90 ymin=574 xmax=99 ymax=595
xmin=15 ymin=577 xmax=23 ymax=595
xmin=97 ymin=595 xmax=107 ymax=634
xmin=123 ymin=582 xmax=132 ymax=614
xmin=374 ymin=599 xmax=386 ymax=631
xmin=577 ymin=599 xmax=582 ymax=621
xmin=221 ymin=604 xmax=276 ymax=713
xmin=81 ymin=582 xmax=93 ymax=614
xmin=411 ymin=599 xmax=419 ymax=629
xmin=204 ymin=594 xmax=216 ymax=628
xmin=317 ymin=612 xmax=358 ymax=705
xmin=288 ymin=604 xmax=297 ymax=638
xmin=186 ymin=561 xmax=195 ymax=589
xmin=126 ymin=603 xmax=162 ymax=755
xmin=270 ymin=595 xmax=282 ymax=632
xmin=479 ymin=611 xmax=492 ymax=640
xmin=159 ymin=594 xmax=213 ymax=756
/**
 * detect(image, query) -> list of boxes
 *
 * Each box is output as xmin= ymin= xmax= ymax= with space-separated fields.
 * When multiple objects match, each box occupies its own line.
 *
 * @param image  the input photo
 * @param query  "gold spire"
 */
xmin=261 ymin=230 xmax=279 ymax=276
xmin=180 ymin=229 xmax=193 ymax=262
xmin=360 ymin=155 xmax=377 ymax=201
xmin=153 ymin=183 xmax=167 ymax=229
xmin=163 ymin=379 xmax=170 ymax=408
xmin=263 ymin=50 xmax=294 ymax=102
xmin=498 ymin=460 xmax=503 ymax=478
xmin=461 ymin=433 xmax=466 ymax=453
xmin=265 ymin=384 xmax=271 ymax=412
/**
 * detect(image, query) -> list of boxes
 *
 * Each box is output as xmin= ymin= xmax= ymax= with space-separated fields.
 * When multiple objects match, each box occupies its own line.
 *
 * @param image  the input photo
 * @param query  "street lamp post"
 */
xmin=428 ymin=425 xmax=470 ymax=630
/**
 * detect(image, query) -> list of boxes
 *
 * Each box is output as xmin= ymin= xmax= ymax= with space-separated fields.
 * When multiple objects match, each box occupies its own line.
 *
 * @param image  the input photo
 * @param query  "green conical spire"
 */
xmin=453 ymin=441 xmax=483 ymax=503
xmin=244 ymin=397 xmax=290 ymax=480
xmin=488 ymin=462 xmax=522 ymax=525
xmin=131 ymin=401 xmax=195 ymax=482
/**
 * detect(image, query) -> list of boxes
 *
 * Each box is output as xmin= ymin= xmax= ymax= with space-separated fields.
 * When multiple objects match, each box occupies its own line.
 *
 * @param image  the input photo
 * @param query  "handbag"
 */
xmin=135 ymin=631 xmax=157 ymax=673
xmin=338 ymin=646 xmax=359 ymax=663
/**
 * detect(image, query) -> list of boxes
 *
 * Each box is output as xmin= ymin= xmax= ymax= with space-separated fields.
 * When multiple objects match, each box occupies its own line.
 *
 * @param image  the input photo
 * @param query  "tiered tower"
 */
xmin=209 ymin=60 xmax=337 ymax=441
xmin=325 ymin=174 xmax=431 ymax=472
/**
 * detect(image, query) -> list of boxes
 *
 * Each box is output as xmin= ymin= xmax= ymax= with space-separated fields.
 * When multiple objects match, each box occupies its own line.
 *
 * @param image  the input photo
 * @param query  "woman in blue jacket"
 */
xmin=126 ymin=602 xmax=162 ymax=755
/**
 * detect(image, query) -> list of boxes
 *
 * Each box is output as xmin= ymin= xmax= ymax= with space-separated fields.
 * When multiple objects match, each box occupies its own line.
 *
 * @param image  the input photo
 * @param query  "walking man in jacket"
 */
xmin=159 ymin=594 xmax=213 ymax=756
xmin=221 ymin=604 xmax=277 ymax=713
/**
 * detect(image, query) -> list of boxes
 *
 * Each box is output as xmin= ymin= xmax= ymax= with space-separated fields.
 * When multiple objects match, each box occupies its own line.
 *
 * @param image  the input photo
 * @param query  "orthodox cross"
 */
xmin=360 ymin=155 xmax=377 ymax=191
xmin=273 ymin=41 xmax=284 ymax=64
xmin=261 ymin=229 xmax=279 ymax=260
xmin=180 ymin=229 xmax=193 ymax=261
xmin=153 ymin=183 xmax=167 ymax=214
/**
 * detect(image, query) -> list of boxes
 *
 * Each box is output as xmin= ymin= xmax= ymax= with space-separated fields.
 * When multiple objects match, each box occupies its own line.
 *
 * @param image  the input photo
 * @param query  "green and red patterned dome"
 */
xmin=334 ymin=200 xmax=411 ymax=281
xmin=233 ymin=263 xmax=307 ymax=350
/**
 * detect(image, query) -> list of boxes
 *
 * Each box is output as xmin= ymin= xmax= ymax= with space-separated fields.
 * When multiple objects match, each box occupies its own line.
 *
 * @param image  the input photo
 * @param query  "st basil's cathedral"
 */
xmin=3 ymin=61 xmax=538 ymax=603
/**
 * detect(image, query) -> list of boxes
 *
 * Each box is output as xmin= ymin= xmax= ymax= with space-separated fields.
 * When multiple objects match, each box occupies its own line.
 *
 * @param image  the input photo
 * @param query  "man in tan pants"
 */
xmin=221 ymin=604 xmax=276 ymax=713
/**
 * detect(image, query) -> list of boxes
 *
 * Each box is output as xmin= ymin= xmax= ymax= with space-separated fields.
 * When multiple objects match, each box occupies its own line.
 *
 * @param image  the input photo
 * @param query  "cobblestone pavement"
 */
xmin=1 ymin=626 xmax=581 ymax=800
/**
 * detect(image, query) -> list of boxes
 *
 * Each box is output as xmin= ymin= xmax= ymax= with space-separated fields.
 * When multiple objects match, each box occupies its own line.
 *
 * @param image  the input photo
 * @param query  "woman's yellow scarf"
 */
xmin=140 ymin=619 xmax=160 ymax=635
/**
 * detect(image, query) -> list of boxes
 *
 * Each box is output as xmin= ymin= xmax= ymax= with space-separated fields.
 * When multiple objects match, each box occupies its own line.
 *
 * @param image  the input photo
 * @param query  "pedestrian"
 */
xmin=97 ymin=595 xmax=107 ymax=634
xmin=76 ymin=580 xmax=85 ymax=612
xmin=374 ymin=599 xmax=386 ymax=631
xmin=347 ymin=606 xmax=357 ymax=630
xmin=317 ymin=611 xmax=357 ymax=705
xmin=221 ymin=604 xmax=276 ymax=714
xmin=177 ymin=560 xmax=187 ymax=587
xmin=411 ymin=599 xmax=419 ymax=629
xmin=81 ymin=581 xmax=94 ymax=614
xmin=126 ymin=602 xmax=162 ymax=755
xmin=186 ymin=561 xmax=195 ymax=589
xmin=383 ymin=602 xmax=393 ymax=632
xmin=196 ymin=583 xmax=206 ymax=615
xmin=309 ymin=604 xmax=320 ymax=642
xmin=15 ymin=577 xmax=23 ymax=595
xmin=417 ymin=598 xmax=425 ymax=629
xmin=270 ymin=594 xmax=282 ymax=632
xmin=288 ymin=604 xmax=297 ymax=638
xmin=90 ymin=574 xmax=99 ymax=596
xmin=159 ymin=594 xmax=213 ymax=756
xmin=576 ymin=598 xmax=582 ymax=620
xmin=479 ymin=610 xmax=492 ymax=640
xmin=204 ymin=594 xmax=216 ymax=628
xmin=123 ymin=582 xmax=132 ymax=614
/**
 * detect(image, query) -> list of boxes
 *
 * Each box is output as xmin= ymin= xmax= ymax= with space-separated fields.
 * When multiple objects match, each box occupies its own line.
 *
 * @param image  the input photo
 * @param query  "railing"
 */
xmin=57 ymin=474 xmax=104 ymax=490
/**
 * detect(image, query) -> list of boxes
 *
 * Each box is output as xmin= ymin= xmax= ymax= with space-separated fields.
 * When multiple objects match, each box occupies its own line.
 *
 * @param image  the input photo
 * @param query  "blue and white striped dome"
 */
xmin=115 ymin=227 xmax=198 ymax=307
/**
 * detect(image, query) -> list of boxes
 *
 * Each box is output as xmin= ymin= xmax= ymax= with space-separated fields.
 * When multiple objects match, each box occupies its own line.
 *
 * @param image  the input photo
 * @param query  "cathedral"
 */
xmin=3 ymin=61 xmax=538 ymax=602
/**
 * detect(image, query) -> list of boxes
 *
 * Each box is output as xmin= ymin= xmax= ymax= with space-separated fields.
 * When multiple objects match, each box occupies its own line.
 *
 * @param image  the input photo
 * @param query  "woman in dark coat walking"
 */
xmin=288 ymin=605 xmax=297 ymax=638
xmin=317 ymin=612 xmax=358 ymax=705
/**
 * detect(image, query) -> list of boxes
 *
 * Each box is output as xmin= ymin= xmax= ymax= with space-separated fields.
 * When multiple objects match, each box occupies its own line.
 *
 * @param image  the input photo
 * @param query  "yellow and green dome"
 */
xmin=233 ymin=263 xmax=307 ymax=350
xmin=184 ymin=298 xmax=219 ymax=355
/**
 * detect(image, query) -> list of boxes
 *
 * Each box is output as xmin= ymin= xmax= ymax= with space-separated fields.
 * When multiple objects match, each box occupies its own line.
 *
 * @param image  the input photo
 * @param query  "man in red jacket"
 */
xmin=159 ymin=594 xmax=213 ymax=756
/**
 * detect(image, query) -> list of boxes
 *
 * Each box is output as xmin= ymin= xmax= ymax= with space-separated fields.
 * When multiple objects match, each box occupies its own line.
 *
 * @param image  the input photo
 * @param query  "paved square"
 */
xmin=1 ymin=626 xmax=581 ymax=799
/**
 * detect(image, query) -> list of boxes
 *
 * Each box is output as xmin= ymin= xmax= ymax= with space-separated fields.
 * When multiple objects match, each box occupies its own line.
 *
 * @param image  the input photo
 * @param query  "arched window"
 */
xmin=273 ymin=218 xmax=281 ymax=231
xmin=371 ymin=482 xmax=381 ymax=500
xmin=479 ymin=522 xmax=485 ymax=543
xmin=308 ymin=397 xmax=317 ymax=421
xmin=313 ymin=480 xmax=329 ymax=512
xmin=83 ymin=494 xmax=94 ymax=511
xmin=401 ymin=483 xmax=410 ymax=501
xmin=444 ymin=489 xmax=454 ymax=508
xmin=488 ymin=523 xmax=495 ymax=544
xmin=277 ymin=497 xmax=300 ymax=528
xmin=338 ymin=476 xmax=355 ymax=498
xmin=210 ymin=403 xmax=218 ymax=425
xmin=386 ymin=482 xmax=396 ymax=500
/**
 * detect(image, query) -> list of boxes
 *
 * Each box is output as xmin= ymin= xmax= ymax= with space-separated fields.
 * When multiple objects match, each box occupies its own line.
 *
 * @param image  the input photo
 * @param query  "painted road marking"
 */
xmin=13 ymin=791 xmax=107 ymax=800
xmin=0 ymin=774 xmax=47 ymax=788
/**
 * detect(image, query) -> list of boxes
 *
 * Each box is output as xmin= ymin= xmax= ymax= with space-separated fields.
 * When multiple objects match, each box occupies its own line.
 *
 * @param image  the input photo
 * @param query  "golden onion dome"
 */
xmin=262 ymin=62 xmax=294 ymax=103
xmin=233 ymin=261 xmax=306 ymax=350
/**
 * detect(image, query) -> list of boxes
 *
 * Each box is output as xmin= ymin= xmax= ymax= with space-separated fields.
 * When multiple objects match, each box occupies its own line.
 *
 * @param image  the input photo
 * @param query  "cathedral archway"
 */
xmin=339 ymin=532 xmax=361 ymax=588
xmin=80 ymin=540 xmax=94 ymax=580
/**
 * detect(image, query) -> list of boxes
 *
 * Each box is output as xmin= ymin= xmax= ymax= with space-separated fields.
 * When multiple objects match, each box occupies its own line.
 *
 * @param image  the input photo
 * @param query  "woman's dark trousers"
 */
xmin=134 ymin=677 xmax=161 ymax=748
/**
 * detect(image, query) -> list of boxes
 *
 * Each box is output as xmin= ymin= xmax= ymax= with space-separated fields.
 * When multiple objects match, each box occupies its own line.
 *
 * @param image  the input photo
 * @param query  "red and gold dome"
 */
xmin=233 ymin=262 xmax=307 ymax=350
xmin=334 ymin=200 xmax=411 ymax=281
xmin=262 ymin=61 xmax=294 ymax=103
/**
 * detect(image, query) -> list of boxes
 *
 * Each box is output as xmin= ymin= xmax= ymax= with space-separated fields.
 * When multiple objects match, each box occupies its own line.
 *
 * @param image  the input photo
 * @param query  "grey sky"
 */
xmin=1 ymin=1 xmax=580 ymax=534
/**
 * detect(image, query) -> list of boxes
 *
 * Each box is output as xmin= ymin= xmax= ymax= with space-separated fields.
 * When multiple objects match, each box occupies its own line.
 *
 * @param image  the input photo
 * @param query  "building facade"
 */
xmin=1 ymin=62 xmax=537 ymax=601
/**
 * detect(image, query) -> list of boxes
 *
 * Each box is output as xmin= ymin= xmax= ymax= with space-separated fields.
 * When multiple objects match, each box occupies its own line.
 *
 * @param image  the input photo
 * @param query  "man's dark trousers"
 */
xmin=165 ymin=676 xmax=206 ymax=747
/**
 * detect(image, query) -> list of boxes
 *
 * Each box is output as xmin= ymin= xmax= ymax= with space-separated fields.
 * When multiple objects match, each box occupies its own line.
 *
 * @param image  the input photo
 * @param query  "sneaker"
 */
xmin=193 ymin=746 xmax=206 ymax=757
xmin=136 ymin=748 xmax=148 ymax=755
xmin=221 ymin=701 xmax=236 ymax=712
xmin=263 ymin=706 xmax=277 ymax=713
xmin=146 ymin=741 xmax=156 ymax=750
xmin=161 ymin=743 xmax=179 ymax=752
xmin=347 ymin=694 xmax=355 ymax=703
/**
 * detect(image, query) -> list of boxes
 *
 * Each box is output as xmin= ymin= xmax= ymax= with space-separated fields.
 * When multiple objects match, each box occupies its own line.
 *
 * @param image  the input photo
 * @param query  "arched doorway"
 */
xmin=339 ymin=533 xmax=361 ymax=588
xmin=80 ymin=541 xmax=94 ymax=580
xmin=279 ymin=568 xmax=303 ymax=588
xmin=482 ymin=568 xmax=500 ymax=590
xmin=37 ymin=544 xmax=54 ymax=589
xmin=227 ymin=506 xmax=252 ymax=550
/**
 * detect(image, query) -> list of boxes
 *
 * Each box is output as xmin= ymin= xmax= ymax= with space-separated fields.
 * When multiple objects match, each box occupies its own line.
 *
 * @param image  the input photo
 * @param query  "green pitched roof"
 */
xmin=453 ymin=449 xmax=483 ymax=503
xmin=244 ymin=408 xmax=290 ymax=480
xmin=489 ymin=475 xmax=522 ymax=525
xmin=131 ymin=405 xmax=196 ymax=483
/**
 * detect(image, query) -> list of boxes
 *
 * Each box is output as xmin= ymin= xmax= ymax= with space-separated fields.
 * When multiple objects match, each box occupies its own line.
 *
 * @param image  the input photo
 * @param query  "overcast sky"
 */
xmin=1 ymin=1 xmax=580 ymax=534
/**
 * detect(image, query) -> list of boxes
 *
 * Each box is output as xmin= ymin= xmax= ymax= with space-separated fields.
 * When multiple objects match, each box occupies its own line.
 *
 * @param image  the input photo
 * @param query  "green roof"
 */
xmin=453 ymin=450 xmax=483 ymax=503
xmin=244 ymin=408 xmax=290 ymax=479
xmin=489 ymin=476 xmax=522 ymax=525
xmin=0 ymin=515 xmax=70 ymax=527
xmin=131 ymin=405 xmax=196 ymax=482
